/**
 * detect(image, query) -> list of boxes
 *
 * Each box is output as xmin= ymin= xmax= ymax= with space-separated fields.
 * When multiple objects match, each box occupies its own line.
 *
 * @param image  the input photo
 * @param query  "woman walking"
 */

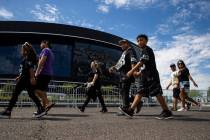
xmin=0 ymin=42 xmax=46 ymax=118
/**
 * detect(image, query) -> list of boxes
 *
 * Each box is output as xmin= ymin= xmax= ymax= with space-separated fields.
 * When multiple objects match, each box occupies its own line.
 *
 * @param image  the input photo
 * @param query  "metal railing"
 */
xmin=0 ymin=78 xmax=209 ymax=107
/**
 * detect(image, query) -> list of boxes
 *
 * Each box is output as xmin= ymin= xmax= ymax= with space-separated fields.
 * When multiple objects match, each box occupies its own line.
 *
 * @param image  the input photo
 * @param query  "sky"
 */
xmin=0 ymin=0 xmax=210 ymax=90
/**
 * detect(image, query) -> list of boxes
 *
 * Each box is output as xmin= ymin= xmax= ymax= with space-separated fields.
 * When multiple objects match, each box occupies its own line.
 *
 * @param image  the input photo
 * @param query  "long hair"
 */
xmin=22 ymin=42 xmax=38 ymax=65
xmin=91 ymin=60 xmax=102 ymax=74
xmin=177 ymin=59 xmax=186 ymax=69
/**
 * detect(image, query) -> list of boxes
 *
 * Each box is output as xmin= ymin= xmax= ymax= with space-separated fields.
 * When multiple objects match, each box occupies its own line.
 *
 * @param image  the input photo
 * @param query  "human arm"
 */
xmin=35 ymin=55 xmax=47 ymax=77
xmin=89 ymin=73 xmax=99 ymax=86
xmin=29 ymin=68 xmax=36 ymax=85
xmin=166 ymin=81 xmax=172 ymax=90
xmin=189 ymin=74 xmax=198 ymax=87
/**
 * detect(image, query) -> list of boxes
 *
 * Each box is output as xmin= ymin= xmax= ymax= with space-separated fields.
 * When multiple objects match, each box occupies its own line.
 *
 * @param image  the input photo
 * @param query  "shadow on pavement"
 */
xmin=47 ymin=113 xmax=89 ymax=117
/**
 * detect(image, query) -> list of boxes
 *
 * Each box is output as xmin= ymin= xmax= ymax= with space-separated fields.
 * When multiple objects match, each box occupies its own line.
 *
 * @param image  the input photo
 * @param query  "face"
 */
xmin=170 ymin=66 xmax=176 ymax=71
xmin=90 ymin=62 xmax=96 ymax=70
xmin=178 ymin=63 xmax=184 ymax=69
xmin=137 ymin=37 xmax=147 ymax=48
xmin=40 ymin=42 xmax=46 ymax=49
xmin=21 ymin=47 xmax=27 ymax=57
xmin=120 ymin=42 xmax=129 ymax=50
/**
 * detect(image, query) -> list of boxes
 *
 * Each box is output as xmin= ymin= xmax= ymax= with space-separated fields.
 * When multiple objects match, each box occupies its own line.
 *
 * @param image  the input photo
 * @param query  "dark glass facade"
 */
xmin=0 ymin=21 xmax=136 ymax=85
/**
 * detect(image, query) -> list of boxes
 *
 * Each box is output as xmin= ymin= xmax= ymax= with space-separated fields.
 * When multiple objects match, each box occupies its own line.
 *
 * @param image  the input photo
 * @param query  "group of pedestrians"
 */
xmin=0 ymin=34 xmax=199 ymax=119
xmin=0 ymin=40 xmax=55 ymax=118
xmin=109 ymin=35 xmax=172 ymax=119
xmin=166 ymin=61 xmax=201 ymax=111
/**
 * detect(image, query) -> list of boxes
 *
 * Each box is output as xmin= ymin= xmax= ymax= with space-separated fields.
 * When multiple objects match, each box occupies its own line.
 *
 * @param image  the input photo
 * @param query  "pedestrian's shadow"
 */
xmin=187 ymin=109 xmax=210 ymax=112
xmin=47 ymin=113 xmax=89 ymax=118
xmin=0 ymin=117 xmax=71 ymax=121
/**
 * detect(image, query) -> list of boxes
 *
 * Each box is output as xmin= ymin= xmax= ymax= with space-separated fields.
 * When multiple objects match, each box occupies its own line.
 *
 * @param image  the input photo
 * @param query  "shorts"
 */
xmin=36 ymin=75 xmax=51 ymax=91
xmin=135 ymin=76 xmax=163 ymax=97
xmin=173 ymin=88 xmax=180 ymax=98
xmin=180 ymin=81 xmax=190 ymax=93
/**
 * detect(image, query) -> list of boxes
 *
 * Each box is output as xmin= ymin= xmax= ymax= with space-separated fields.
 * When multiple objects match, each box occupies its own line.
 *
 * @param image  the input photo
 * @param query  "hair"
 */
xmin=41 ymin=40 xmax=51 ymax=49
xmin=22 ymin=42 xmax=38 ymax=65
xmin=136 ymin=34 xmax=148 ymax=42
xmin=170 ymin=63 xmax=176 ymax=68
xmin=118 ymin=39 xmax=129 ymax=45
xmin=91 ymin=60 xmax=102 ymax=74
xmin=177 ymin=59 xmax=186 ymax=68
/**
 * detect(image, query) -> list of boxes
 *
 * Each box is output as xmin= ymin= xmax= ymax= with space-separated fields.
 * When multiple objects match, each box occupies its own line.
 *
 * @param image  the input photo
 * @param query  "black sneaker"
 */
xmin=156 ymin=110 xmax=173 ymax=120
xmin=100 ymin=108 xmax=108 ymax=113
xmin=186 ymin=102 xmax=191 ymax=110
xmin=119 ymin=107 xmax=134 ymax=118
xmin=34 ymin=109 xmax=47 ymax=118
xmin=0 ymin=110 xmax=11 ymax=119
xmin=136 ymin=101 xmax=143 ymax=114
xmin=77 ymin=106 xmax=85 ymax=112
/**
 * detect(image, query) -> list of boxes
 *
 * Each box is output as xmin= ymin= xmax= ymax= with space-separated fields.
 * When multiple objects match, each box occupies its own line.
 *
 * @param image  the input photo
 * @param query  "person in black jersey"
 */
xmin=77 ymin=60 xmax=107 ymax=113
xmin=120 ymin=34 xmax=172 ymax=119
xmin=109 ymin=39 xmax=143 ymax=114
xmin=0 ymin=42 xmax=46 ymax=118
xmin=176 ymin=60 xmax=201 ymax=111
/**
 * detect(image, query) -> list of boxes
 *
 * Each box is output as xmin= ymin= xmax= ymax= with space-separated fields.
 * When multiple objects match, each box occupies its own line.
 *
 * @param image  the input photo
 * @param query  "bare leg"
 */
xmin=173 ymin=97 xmax=178 ymax=110
xmin=180 ymin=89 xmax=186 ymax=108
xmin=156 ymin=95 xmax=169 ymax=111
xmin=130 ymin=94 xmax=143 ymax=109
xmin=35 ymin=90 xmax=49 ymax=108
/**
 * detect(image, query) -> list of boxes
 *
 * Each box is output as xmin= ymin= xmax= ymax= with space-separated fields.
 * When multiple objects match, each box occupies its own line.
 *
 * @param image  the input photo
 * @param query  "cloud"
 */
xmin=152 ymin=33 xmax=210 ymax=90
xmin=0 ymin=7 xmax=14 ymax=19
xmin=31 ymin=4 xmax=60 ymax=22
xmin=156 ymin=1 xmax=210 ymax=35
xmin=97 ymin=0 xmax=159 ymax=9
xmin=67 ymin=19 xmax=104 ymax=31
xmin=97 ymin=5 xmax=109 ymax=13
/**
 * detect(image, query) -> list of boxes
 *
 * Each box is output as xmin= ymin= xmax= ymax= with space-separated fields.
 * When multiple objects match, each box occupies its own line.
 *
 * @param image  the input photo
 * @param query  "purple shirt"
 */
xmin=39 ymin=48 xmax=54 ymax=76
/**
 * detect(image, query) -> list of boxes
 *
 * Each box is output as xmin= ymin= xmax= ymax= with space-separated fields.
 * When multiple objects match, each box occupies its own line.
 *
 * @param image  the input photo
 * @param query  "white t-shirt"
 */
xmin=171 ymin=71 xmax=179 ymax=88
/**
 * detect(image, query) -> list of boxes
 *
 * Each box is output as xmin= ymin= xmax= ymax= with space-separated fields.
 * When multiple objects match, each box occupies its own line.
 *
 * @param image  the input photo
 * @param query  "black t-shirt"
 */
xmin=115 ymin=47 xmax=137 ymax=81
xmin=178 ymin=67 xmax=190 ymax=82
xmin=140 ymin=46 xmax=160 ymax=80
xmin=19 ymin=58 xmax=35 ymax=79
xmin=87 ymin=68 xmax=101 ymax=86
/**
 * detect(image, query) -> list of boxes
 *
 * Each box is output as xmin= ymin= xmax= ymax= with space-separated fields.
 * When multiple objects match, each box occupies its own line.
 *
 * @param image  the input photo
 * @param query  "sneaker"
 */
xmin=0 ymin=110 xmax=11 ymax=119
xmin=156 ymin=110 xmax=173 ymax=120
xmin=115 ymin=112 xmax=125 ymax=116
xmin=119 ymin=107 xmax=134 ymax=118
xmin=198 ymin=103 xmax=202 ymax=111
xmin=45 ymin=103 xmax=55 ymax=112
xmin=136 ymin=101 xmax=143 ymax=114
xmin=33 ymin=109 xmax=46 ymax=118
xmin=77 ymin=106 xmax=85 ymax=112
xmin=186 ymin=102 xmax=191 ymax=110
xmin=177 ymin=107 xmax=187 ymax=112
xmin=161 ymin=110 xmax=173 ymax=119
xmin=100 ymin=108 xmax=108 ymax=113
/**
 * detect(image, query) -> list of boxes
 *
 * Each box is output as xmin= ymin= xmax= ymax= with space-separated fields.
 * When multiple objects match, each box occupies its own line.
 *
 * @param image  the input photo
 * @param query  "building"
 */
xmin=0 ymin=21 xmax=137 ymax=84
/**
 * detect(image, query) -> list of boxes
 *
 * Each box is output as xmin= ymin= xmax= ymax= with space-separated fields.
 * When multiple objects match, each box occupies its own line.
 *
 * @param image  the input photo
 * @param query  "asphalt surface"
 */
xmin=0 ymin=106 xmax=210 ymax=140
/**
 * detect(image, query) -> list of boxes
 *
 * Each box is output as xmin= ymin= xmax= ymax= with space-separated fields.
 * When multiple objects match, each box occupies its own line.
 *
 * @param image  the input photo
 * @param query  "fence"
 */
xmin=0 ymin=78 xmax=209 ymax=107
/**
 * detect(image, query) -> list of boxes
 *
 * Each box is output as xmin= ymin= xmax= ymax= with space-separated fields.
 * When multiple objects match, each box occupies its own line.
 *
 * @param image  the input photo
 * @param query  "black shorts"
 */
xmin=36 ymin=75 xmax=51 ymax=91
xmin=135 ymin=76 xmax=163 ymax=97
xmin=173 ymin=88 xmax=180 ymax=98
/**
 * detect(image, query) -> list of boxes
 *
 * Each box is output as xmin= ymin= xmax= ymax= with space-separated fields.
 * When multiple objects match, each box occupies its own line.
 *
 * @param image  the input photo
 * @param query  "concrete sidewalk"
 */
xmin=0 ymin=106 xmax=210 ymax=140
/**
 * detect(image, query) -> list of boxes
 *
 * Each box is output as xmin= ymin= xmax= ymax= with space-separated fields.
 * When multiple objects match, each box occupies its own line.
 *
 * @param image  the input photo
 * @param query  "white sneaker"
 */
xmin=198 ymin=103 xmax=202 ymax=111
xmin=177 ymin=107 xmax=187 ymax=111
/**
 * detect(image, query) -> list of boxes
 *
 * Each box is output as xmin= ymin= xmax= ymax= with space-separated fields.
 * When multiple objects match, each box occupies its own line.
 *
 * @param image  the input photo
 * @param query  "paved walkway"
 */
xmin=0 ymin=106 xmax=210 ymax=140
